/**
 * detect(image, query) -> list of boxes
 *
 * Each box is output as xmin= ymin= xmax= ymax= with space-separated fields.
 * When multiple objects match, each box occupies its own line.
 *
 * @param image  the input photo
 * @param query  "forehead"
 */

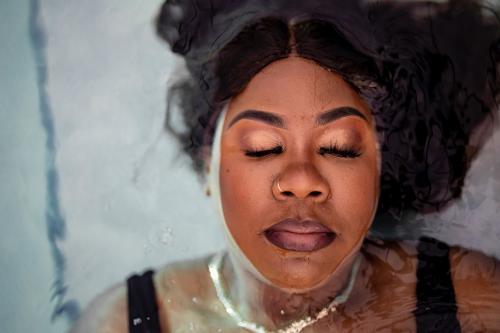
xmin=228 ymin=57 xmax=371 ymax=120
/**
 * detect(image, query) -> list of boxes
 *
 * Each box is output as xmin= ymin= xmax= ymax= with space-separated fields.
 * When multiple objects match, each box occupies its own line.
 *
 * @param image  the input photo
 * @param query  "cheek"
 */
xmin=325 ymin=161 xmax=379 ymax=237
xmin=219 ymin=156 xmax=272 ymax=233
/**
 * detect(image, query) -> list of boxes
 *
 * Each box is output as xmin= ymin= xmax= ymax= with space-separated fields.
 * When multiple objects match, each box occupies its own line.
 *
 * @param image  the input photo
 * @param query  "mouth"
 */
xmin=264 ymin=218 xmax=336 ymax=252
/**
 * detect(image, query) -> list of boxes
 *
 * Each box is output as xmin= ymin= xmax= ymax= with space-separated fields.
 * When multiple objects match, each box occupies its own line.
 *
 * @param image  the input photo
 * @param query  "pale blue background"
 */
xmin=0 ymin=0 xmax=64 ymax=332
xmin=0 ymin=0 xmax=224 ymax=331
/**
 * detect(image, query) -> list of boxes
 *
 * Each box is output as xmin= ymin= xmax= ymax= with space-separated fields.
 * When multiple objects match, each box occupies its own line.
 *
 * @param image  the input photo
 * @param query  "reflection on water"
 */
xmin=24 ymin=0 xmax=499 ymax=331
xmin=144 ymin=238 xmax=500 ymax=332
xmin=147 ymin=0 xmax=500 ymax=330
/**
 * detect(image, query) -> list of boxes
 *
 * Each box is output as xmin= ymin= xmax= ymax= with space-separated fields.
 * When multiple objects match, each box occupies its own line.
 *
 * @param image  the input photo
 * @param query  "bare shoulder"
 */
xmin=450 ymin=246 xmax=500 ymax=295
xmin=155 ymin=255 xmax=214 ymax=299
xmin=450 ymin=246 xmax=500 ymax=330
xmin=154 ymin=254 xmax=220 ymax=315
xmin=70 ymin=282 xmax=127 ymax=333
xmin=154 ymin=254 xmax=229 ymax=331
xmin=71 ymin=255 xmax=220 ymax=333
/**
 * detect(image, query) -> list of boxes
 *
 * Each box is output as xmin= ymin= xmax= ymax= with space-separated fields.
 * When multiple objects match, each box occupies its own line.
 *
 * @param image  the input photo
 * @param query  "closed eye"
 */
xmin=244 ymin=146 xmax=284 ymax=157
xmin=318 ymin=144 xmax=362 ymax=158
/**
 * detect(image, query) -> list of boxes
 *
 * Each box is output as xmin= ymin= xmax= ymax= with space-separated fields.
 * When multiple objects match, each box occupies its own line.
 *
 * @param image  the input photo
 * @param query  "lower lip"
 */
xmin=264 ymin=230 xmax=336 ymax=252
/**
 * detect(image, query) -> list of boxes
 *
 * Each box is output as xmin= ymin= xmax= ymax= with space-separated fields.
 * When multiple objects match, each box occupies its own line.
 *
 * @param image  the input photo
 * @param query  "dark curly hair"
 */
xmin=155 ymin=0 xmax=500 ymax=222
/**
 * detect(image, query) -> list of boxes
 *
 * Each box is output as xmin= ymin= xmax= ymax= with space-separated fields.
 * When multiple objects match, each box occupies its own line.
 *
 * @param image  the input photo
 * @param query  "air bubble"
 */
xmin=160 ymin=227 xmax=173 ymax=245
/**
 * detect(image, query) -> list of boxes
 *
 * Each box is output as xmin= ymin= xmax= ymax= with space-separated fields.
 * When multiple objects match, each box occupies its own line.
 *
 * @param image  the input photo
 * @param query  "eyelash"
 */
xmin=244 ymin=144 xmax=361 ymax=158
xmin=244 ymin=146 xmax=284 ymax=157
xmin=318 ymin=144 xmax=362 ymax=158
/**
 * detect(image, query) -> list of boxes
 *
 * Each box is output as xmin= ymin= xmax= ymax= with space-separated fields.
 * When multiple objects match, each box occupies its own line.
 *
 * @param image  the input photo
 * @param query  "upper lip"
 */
xmin=265 ymin=218 xmax=333 ymax=234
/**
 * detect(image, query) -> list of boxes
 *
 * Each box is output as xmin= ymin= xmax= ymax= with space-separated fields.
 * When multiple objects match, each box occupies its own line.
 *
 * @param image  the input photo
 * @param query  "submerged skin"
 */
xmin=72 ymin=58 xmax=500 ymax=332
xmin=71 ymin=241 xmax=500 ymax=332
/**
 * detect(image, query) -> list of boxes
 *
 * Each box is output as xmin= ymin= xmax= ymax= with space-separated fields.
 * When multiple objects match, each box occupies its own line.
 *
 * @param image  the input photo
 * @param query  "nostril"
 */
xmin=282 ymin=191 xmax=294 ymax=197
xmin=310 ymin=191 xmax=322 ymax=197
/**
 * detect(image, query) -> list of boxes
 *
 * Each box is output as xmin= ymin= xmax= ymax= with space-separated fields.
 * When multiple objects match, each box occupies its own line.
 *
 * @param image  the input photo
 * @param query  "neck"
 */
xmin=218 ymin=251 xmax=361 ymax=331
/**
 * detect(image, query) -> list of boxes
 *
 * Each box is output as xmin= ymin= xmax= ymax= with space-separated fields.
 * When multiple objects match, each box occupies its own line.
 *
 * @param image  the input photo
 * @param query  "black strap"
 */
xmin=127 ymin=270 xmax=162 ymax=333
xmin=414 ymin=237 xmax=461 ymax=333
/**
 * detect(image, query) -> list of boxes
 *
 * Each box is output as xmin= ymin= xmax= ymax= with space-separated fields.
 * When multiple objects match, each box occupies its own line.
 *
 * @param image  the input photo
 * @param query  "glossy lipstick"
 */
xmin=264 ymin=218 xmax=336 ymax=252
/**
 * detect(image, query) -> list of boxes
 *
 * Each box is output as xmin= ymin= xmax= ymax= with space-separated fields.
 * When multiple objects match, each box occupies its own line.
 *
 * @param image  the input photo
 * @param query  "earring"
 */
xmin=204 ymin=184 xmax=211 ymax=197
xmin=204 ymin=162 xmax=211 ymax=197
xmin=277 ymin=180 xmax=284 ymax=193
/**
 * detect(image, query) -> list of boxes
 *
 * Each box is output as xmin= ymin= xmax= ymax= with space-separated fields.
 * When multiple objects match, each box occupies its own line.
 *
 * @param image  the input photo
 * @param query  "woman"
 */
xmin=72 ymin=0 xmax=500 ymax=332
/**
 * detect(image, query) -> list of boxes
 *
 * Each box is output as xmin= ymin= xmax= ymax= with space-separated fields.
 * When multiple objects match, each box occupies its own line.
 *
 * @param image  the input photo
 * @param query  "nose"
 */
xmin=272 ymin=163 xmax=330 ymax=203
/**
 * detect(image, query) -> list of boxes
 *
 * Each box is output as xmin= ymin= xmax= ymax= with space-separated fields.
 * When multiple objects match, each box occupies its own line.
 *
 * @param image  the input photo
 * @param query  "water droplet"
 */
xmin=160 ymin=227 xmax=173 ymax=245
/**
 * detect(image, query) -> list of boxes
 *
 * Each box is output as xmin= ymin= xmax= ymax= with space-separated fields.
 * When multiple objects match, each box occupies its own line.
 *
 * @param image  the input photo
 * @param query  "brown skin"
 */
xmin=215 ymin=56 xmax=382 ymax=328
xmin=71 ymin=57 xmax=500 ymax=332
xmin=70 ymin=243 xmax=500 ymax=332
xmin=220 ymin=57 xmax=380 ymax=291
xmin=451 ymin=247 xmax=500 ymax=331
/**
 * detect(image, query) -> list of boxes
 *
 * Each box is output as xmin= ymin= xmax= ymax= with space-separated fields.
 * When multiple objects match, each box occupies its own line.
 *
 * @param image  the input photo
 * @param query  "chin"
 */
xmin=239 ymin=235 xmax=352 ymax=291
xmin=262 ymin=254 xmax=336 ymax=292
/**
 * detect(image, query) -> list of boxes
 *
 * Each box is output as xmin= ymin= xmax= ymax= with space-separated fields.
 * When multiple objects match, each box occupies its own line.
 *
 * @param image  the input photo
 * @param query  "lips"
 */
xmin=264 ymin=218 xmax=336 ymax=252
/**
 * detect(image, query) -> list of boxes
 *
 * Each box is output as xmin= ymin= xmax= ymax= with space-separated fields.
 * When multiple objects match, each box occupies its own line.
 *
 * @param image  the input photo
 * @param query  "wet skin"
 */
xmin=70 ymin=240 xmax=500 ymax=332
xmin=70 ymin=57 xmax=500 ymax=333
xmin=219 ymin=56 xmax=380 ymax=290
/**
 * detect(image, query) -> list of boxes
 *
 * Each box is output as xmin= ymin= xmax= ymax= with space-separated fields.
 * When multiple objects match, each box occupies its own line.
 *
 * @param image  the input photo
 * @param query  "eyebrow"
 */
xmin=228 ymin=106 xmax=368 ymax=129
xmin=228 ymin=110 xmax=285 ymax=129
xmin=316 ymin=106 xmax=368 ymax=125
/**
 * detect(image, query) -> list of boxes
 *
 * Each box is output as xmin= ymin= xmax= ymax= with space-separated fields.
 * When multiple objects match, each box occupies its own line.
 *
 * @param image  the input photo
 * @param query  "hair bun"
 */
xmin=156 ymin=0 xmax=203 ymax=55
xmin=156 ymin=0 xmax=267 ymax=60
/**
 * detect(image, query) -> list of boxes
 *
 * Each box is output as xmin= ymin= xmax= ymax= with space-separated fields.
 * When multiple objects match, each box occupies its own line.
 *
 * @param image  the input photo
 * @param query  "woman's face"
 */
xmin=219 ymin=57 xmax=380 ymax=290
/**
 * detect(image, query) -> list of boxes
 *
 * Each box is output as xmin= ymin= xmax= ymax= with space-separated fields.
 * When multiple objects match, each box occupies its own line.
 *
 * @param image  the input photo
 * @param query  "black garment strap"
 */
xmin=414 ymin=237 xmax=461 ymax=333
xmin=127 ymin=270 xmax=162 ymax=333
